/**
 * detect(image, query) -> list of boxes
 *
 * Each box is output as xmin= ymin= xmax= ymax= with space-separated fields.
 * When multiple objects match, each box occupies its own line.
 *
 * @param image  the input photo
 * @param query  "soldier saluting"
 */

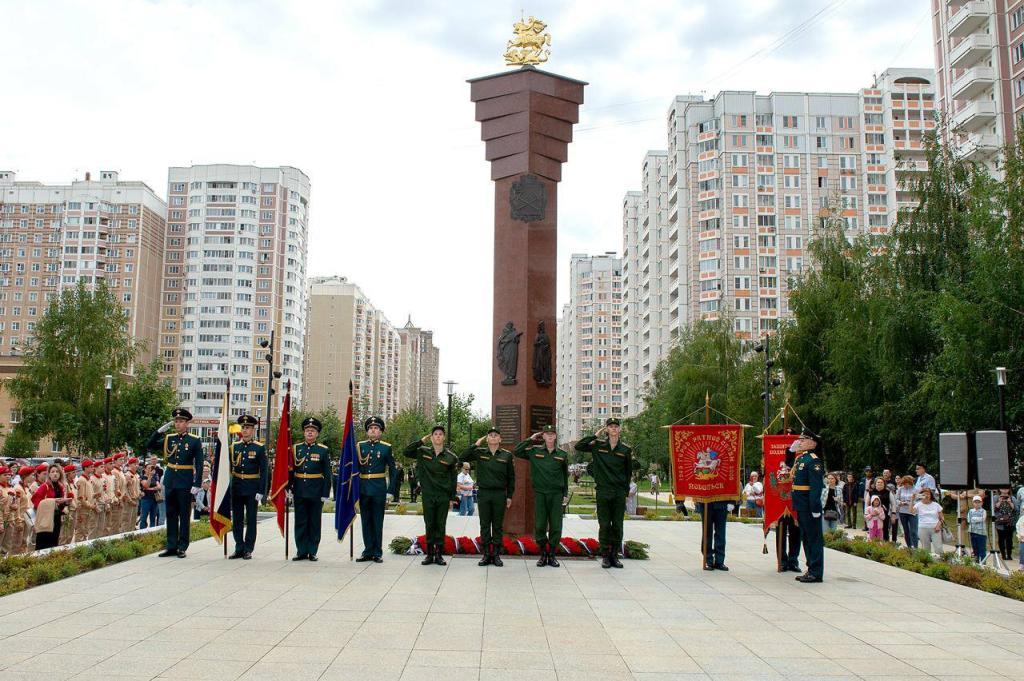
xmin=226 ymin=414 xmax=267 ymax=560
xmin=355 ymin=416 xmax=396 ymax=564
xmin=403 ymin=425 xmax=458 ymax=566
xmin=146 ymin=408 xmax=204 ymax=558
xmin=790 ymin=428 xmax=825 ymax=583
xmin=289 ymin=417 xmax=333 ymax=561
xmin=514 ymin=424 xmax=569 ymax=568
xmin=459 ymin=426 xmax=515 ymax=567
xmin=575 ymin=417 xmax=632 ymax=569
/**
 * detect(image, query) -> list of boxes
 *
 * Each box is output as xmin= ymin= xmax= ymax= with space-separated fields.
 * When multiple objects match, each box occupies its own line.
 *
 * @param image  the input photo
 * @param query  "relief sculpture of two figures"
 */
xmin=496 ymin=321 xmax=551 ymax=387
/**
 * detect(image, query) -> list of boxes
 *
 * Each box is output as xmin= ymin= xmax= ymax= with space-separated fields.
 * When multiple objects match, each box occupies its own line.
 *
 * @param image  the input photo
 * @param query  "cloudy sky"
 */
xmin=0 ymin=0 xmax=932 ymax=412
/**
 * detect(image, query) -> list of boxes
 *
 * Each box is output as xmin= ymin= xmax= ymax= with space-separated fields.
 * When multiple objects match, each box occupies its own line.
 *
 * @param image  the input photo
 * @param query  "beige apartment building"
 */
xmin=303 ymin=276 xmax=402 ymax=422
xmin=556 ymin=252 xmax=624 ymax=441
xmin=622 ymin=69 xmax=935 ymax=415
xmin=932 ymin=0 xmax=1024 ymax=168
xmin=159 ymin=165 xmax=309 ymax=435
xmin=397 ymin=317 xmax=440 ymax=420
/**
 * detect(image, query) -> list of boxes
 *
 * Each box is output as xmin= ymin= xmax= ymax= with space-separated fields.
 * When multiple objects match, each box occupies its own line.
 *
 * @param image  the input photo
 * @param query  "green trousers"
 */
xmin=293 ymin=496 xmax=324 ymax=557
xmin=478 ymin=489 xmax=507 ymax=547
xmin=422 ymin=494 xmax=450 ymax=545
xmin=534 ymin=492 xmax=563 ymax=547
xmin=596 ymin=495 xmax=625 ymax=551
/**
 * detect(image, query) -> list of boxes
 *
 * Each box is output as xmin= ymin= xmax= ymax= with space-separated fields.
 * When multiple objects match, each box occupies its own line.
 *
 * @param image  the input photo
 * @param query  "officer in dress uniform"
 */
xmin=356 ymin=416 xmax=396 ymax=564
xmin=403 ymin=425 xmax=459 ymax=566
xmin=790 ymin=428 xmax=825 ymax=583
xmin=698 ymin=498 xmax=732 ymax=571
xmin=227 ymin=414 xmax=268 ymax=560
xmin=289 ymin=417 xmax=333 ymax=561
xmin=575 ymin=417 xmax=633 ymax=569
xmin=146 ymin=408 xmax=204 ymax=558
xmin=513 ymin=424 xmax=570 ymax=568
xmin=776 ymin=441 xmax=801 ymax=573
xmin=459 ymin=426 xmax=515 ymax=567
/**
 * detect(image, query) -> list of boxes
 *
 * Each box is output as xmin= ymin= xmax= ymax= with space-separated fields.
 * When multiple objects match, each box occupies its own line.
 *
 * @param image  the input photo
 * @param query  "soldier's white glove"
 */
xmin=726 ymin=503 xmax=735 ymax=513
xmin=255 ymin=494 xmax=263 ymax=504
xmin=286 ymin=491 xmax=294 ymax=502
xmin=157 ymin=420 xmax=174 ymax=433
xmin=320 ymin=497 xmax=329 ymax=503
xmin=190 ymin=486 xmax=201 ymax=494
xmin=811 ymin=512 xmax=821 ymax=518
xmin=562 ymin=496 xmax=569 ymax=506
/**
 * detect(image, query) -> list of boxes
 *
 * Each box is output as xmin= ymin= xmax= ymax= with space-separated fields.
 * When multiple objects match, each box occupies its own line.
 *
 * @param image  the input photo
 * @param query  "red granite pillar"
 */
xmin=469 ymin=66 xmax=586 ymax=535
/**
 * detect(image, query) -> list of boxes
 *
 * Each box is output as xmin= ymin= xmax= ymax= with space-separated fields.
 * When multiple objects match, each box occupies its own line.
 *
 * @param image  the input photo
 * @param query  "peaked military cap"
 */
xmin=605 ymin=417 xmax=621 ymax=426
xmin=302 ymin=416 xmax=322 ymax=432
xmin=487 ymin=426 xmax=501 ymax=435
xmin=172 ymin=407 xmax=193 ymax=421
xmin=237 ymin=414 xmax=259 ymax=427
xmin=365 ymin=416 xmax=385 ymax=432
xmin=430 ymin=424 xmax=446 ymax=434
xmin=541 ymin=424 xmax=557 ymax=433
xmin=799 ymin=427 xmax=820 ymax=442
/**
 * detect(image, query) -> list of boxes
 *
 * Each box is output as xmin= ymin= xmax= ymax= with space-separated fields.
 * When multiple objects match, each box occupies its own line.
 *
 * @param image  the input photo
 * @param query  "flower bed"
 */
xmin=824 ymin=529 xmax=1024 ymax=601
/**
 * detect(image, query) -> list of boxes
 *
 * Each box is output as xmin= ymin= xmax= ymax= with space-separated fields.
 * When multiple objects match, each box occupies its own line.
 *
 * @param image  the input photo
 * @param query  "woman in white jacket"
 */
xmin=1016 ymin=510 xmax=1024 ymax=569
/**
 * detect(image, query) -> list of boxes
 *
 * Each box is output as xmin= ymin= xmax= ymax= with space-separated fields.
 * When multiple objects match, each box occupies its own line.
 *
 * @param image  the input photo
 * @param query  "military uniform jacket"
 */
xmin=402 ymin=442 xmax=458 ymax=499
xmin=228 ymin=439 xmax=268 ymax=496
xmin=289 ymin=442 xmax=333 ymax=499
xmin=357 ymin=440 xmax=397 ymax=497
xmin=513 ymin=439 xmax=569 ymax=497
xmin=791 ymin=452 xmax=824 ymax=515
xmin=459 ymin=446 xmax=515 ymax=497
xmin=146 ymin=430 xmax=204 ymax=490
xmin=576 ymin=436 xmax=633 ymax=498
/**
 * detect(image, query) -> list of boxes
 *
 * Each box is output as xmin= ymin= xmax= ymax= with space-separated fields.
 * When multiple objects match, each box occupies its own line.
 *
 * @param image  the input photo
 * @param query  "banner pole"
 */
xmin=349 ymin=524 xmax=354 ymax=561
xmin=285 ymin=497 xmax=290 ymax=560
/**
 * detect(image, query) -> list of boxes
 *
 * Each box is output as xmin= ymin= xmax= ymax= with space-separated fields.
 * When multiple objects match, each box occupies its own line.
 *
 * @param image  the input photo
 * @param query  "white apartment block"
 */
xmin=622 ymin=70 xmax=935 ymax=416
xmin=303 ymin=276 xmax=402 ymax=422
xmin=556 ymin=252 xmax=624 ymax=441
xmin=932 ymin=0 xmax=1024 ymax=168
xmin=0 ymin=170 xmax=166 ymax=366
xmin=160 ymin=165 xmax=309 ymax=432
xmin=397 ymin=317 xmax=440 ymax=420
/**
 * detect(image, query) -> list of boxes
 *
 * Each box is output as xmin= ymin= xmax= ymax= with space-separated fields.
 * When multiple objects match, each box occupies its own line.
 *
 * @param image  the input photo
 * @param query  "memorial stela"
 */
xmin=469 ymin=17 xmax=585 ymax=534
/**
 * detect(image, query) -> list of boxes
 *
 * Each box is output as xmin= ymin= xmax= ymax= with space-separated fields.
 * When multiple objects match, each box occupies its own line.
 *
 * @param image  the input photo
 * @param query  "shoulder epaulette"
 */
xmin=357 ymin=440 xmax=368 ymax=446
xmin=380 ymin=441 xmax=391 ymax=447
xmin=254 ymin=440 xmax=264 ymax=446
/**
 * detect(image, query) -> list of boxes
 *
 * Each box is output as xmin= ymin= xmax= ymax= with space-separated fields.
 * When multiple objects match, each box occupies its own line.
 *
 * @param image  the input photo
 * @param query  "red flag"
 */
xmin=268 ymin=382 xmax=292 ymax=535
xmin=668 ymin=424 xmax=743 ymax=502
xmin=762 ymin=434 xmax=799 ymax=533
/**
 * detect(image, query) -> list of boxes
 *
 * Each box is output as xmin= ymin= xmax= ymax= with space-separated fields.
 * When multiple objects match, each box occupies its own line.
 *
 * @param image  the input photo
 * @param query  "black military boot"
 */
xmin=491 ymin=544 xmax=503 ymax=567
xmin=601 ymin=547 xmax=613 ymax=569
xmin=610 ymin=548 xmax=624 ymax=568
xmin=536 ymin=543 xmax=548 ymax=567
xmin=434 ymin=544 xmax=447 ymax=566
xmin=547 ymin=545 xmax=560 ymax=568
xmin=478 ymin=545 xmax=492 ymax=566
xmin=421 ymin=544 xmax=435 ymax=565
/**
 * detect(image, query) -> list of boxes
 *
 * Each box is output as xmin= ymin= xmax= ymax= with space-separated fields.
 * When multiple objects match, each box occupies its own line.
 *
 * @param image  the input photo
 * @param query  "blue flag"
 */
xmin=335 ymin=382 xmax=359 ymax=541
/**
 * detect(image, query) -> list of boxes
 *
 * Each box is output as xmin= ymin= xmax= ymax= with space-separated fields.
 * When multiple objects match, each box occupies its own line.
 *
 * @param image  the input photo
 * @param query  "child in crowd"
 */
xmin=965 ymin=495 xmax=987 ymax=562
xmin=865 ymin=495 xmax=885 ymax=541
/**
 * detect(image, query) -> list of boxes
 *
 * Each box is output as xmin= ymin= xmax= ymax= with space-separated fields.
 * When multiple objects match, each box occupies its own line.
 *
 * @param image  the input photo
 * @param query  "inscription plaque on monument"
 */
xmin=529 ymin=405 xmax=555 ymax=433
xmin=495 ymin=404 xmax=522 ymax=444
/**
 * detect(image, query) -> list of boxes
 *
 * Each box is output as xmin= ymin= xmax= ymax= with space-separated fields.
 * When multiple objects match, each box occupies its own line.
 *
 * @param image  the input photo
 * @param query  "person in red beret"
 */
xmin=124 ymin=457 xmax=140 ymax=532
xmin=0 ymin=466 xmax=12 ymax=555
xmin=109 ymin=453 xmax=128 ymax=533
xmin=30 ymin=463 xmax=48 ymax=497
xmin=8 ymin=467 xmax=33 ymax=554
xmin=31 ymin=464 xmax=72 ymax=550
xmin=60 ymin=464 xmax=78 ymax=545
xmin=75 ymin=460 xmax=98 ymax=542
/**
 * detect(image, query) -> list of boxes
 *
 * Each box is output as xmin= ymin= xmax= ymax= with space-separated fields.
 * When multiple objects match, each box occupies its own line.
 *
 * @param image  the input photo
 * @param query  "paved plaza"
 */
xmin=0 ymin=515 xmax=1022 ymax=680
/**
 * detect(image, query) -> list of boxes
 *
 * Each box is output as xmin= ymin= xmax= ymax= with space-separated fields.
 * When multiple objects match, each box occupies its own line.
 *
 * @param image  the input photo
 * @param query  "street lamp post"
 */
xmin=104 ymin=374 xmax=113 ymax=458
xmin=444 ymin=380 xmax=457 ymax=446
xmin=754 ymin=337 xmax=782 ymax=432
xmin=258 ymin=331 xmax=283 ymax=442
xmin=996 ymin=366 xmax=1007 ymax=431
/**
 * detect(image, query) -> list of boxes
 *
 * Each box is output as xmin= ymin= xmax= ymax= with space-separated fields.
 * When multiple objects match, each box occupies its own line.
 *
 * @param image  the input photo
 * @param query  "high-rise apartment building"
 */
xmin=932 ymin=0 xmax=1024 ymax=167
xmin=0 ymin=170 xmax=166 ymax=365
xmin=397 ymin=317 xmax=440 ymax=419
xmin=621 ymin=69 xmax=935 ymax=416
xmin=303 ymin=276 xmax=402 ymax=421
xmin=160 ymin=165 xmax=309 ymax=433
xmin=556 ymin=252 xmax=624 ymax=441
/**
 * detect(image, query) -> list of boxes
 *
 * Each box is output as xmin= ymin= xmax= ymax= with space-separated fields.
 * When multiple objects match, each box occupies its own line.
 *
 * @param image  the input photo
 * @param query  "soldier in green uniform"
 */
xmin=289 ymin=417 xmax=333 ymax=562
xmin=575 ymin=417 xmax=632 ymax=569
xmin=513 ymin=424 xmax=569 ymax=568
xmin=790 ymin=428 xmax=825 ymax=582
xmin=227 ymin=414 xmax=267 ymax=560
xmin=403 ymin=425 xmax=458 ymax=566
xmin=459 ymin=426 xmax=515 ymax=567
xmin=356 ymin=416 xmax=396 ymax=564
xmin=146 ymin=408 xmax=204 ymax=558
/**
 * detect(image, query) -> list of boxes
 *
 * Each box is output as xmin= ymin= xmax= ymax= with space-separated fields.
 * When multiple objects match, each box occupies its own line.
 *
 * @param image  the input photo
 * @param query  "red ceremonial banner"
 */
xmin=762 ymin=434 xmax=799 ymax=533
xmin=669 ymin=425 xmax=743 ymax=502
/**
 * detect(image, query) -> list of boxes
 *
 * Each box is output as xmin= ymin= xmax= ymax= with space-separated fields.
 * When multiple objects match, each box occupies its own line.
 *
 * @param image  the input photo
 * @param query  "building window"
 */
xmin=1014 ymin=41 xmax=1024 ymax=65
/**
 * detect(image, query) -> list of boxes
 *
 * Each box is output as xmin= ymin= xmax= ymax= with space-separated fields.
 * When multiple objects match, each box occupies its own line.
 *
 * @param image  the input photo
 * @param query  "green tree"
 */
xmin=8 ymin=281 xmax=146 ymax=457
xmin=433 ymin=393 xmax=491 ymax=453
xmin=109 ymin=360 xmax=177 ymax=456
xmin=285 ymin=407 xmax=344 ymax=453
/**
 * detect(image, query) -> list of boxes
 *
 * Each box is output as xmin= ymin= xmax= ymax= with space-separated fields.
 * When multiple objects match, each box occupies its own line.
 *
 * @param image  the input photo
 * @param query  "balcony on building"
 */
xmin=960 ymin=132 xmax=999 ymax=160
xmin=952 ymin=99 xmax=996 ymax=132
xmin=950 ymin=66 xmax=995 ymax=101
xmin=947 ymin=0 xmax=991 ymax=38
xmin=949 ymin=33 xmax=993 ymax=70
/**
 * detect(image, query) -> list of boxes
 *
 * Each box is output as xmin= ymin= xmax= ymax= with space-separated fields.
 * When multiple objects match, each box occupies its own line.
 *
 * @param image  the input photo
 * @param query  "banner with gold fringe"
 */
xmin=669 ymin=425 xmax=742 ymax=502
